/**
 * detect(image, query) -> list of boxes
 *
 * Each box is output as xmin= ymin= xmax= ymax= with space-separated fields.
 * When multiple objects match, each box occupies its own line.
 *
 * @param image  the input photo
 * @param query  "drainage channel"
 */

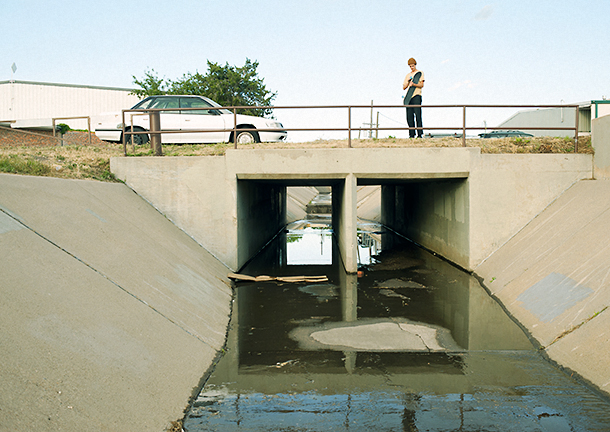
xmin=183 ymin=220 xmax=610 ymax=431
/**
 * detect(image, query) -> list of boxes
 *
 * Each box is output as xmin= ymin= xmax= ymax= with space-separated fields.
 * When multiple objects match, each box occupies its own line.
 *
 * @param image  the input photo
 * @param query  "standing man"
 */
xmin=403 ymin=58 xmax=424 ymax=138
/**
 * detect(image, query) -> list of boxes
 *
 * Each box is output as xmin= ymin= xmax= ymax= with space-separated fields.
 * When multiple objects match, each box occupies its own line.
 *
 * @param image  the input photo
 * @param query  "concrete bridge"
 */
xmin=111 ymin=147 xmax=592 ymax=273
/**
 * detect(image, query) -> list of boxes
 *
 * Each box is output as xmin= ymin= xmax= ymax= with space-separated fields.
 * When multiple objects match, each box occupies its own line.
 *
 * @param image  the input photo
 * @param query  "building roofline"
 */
xmin=0 ymin=79 xmax=136 ymax=92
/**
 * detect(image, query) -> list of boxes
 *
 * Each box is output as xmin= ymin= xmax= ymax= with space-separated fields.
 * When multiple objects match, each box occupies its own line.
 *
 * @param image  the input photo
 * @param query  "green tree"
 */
xmin=131 ymin=59 xmax=276 ymax=117
xmin=131 ymin=69 xmax=168 ymax=97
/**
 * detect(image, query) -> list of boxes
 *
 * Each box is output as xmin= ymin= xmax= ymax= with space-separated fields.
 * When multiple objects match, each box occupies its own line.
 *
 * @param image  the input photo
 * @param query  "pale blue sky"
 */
xmin=4 ymin=0 xmax=609 ymax=139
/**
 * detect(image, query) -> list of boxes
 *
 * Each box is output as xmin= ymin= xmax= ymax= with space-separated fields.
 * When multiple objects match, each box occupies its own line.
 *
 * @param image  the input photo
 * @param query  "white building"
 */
xmin=0 ymin=80 xmax=140 ymax=131
xmin=497 ymin=100 xmax=610 ymax=137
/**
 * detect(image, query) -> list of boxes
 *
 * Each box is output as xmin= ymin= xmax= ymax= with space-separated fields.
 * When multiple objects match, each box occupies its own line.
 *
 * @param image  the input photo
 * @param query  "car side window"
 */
xmin=181 ymin=97 xmax=216 ymax=115
xmin=150 ymin=97 xmax=180 ymax=114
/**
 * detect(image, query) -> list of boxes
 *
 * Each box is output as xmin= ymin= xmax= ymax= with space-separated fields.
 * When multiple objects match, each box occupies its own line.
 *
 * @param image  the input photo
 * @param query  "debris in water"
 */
xmin=374 ymin=278 xmax=427 ymax=290
xmin=379 ymin=288 xmax=410 ymax=301
xmin=274 ymin=360 xmax=297 ymax=368
xmin=228 ymin=273 xmax=328 ymax=283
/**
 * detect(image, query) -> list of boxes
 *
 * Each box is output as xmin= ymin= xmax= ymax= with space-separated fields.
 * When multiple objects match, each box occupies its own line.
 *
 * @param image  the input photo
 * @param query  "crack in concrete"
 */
xmin=0 ymin=206 xmax=214 ymax=348
xmin=546 ymin=306 xmax=609 ymax=348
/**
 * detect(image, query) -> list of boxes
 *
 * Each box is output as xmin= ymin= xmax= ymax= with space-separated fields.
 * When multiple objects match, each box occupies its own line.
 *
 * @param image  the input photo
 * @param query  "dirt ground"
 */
xmin=0 ymin=126 xmax=593 ymax=182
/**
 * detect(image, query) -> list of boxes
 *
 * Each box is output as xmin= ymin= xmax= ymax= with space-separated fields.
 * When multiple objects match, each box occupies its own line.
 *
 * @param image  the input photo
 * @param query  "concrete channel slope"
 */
xmin=0 ymin=173 xmax=232 ymax=431
xmin=476 ymin=179 xmax=610 ymax=395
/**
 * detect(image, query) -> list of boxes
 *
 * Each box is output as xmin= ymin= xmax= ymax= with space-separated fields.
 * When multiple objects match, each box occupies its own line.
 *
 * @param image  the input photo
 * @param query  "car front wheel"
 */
xmin=235 ymin=130 xmax=260 ymax=144
xmin=124 ymin=128 xmax=149 ymax=146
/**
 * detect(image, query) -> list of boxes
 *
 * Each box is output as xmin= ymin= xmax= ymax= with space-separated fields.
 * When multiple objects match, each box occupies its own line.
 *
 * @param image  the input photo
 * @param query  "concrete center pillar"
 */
xmin=333 ymin=174 xmax=358 ymax=273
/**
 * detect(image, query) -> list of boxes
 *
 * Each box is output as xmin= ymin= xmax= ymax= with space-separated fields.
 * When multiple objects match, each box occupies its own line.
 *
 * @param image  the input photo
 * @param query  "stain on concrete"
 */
xmin=86 ymin=208 xmax=107 ymax=222
xmin=517 ymin=272 xmax=593 ymax=322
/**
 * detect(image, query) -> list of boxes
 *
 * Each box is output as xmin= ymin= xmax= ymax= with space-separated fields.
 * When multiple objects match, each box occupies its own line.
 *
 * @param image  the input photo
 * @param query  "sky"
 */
xmin=3 ymin=0 xmax=610 ymax=140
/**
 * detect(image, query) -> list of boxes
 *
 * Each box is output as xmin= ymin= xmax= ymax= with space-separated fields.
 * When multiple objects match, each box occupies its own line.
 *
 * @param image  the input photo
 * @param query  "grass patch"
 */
xmin=0 ymin=144 xmax=123 ymax=182
xmin=0 ymin=155 xmax=51 ymax=176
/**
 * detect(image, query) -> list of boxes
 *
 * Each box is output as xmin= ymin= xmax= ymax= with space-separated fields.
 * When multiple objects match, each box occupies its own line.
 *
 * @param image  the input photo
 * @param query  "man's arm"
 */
xmin=411 ymin=80 xmax=424 ymax=89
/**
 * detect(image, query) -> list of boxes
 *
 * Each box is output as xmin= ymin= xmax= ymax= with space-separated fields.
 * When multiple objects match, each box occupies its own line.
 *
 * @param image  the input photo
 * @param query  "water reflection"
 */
xmin=287 ymin=222 xmax=333 ymax=266
xmin=184 ymin=221 xmax=610 ymax=431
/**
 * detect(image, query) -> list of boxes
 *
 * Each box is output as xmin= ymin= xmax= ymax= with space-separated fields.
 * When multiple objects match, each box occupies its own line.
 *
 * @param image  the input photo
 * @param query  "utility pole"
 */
xmin=376 ymin=111 xmax=380 ymax=139
xmin=370 ymin=100 xmax=373 ymax=139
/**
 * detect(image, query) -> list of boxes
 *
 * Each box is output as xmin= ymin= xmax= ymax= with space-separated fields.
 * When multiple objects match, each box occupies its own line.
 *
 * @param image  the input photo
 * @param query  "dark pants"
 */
xmin=406 ymin=95 xmax=423 ymax=138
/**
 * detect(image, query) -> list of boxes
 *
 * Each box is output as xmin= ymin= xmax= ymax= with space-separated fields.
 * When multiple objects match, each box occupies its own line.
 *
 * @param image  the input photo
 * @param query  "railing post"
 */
xmin=121 ymin=111 xmax=127 ymax=156
xmin=233 ymin=107 xmax=237 ymax=149
xmin=87 ymin=116 xmax=91 ymax=146
xmin=149 ymin=110 xmax=162 ymax=156
xmin=575 ymin=105 xmax=579 ymax=152
xmin=348 ymin=106 xmax=352 ymax=148
xmin=130 ymin=115 xmax=135 ymax=152
xmin=462 ymin=106 xmax=466 ymax=147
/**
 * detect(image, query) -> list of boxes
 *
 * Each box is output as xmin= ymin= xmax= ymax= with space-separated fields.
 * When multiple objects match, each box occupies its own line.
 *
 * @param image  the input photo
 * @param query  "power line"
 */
xmin=378 ymin=112 xmax=408 ymax=127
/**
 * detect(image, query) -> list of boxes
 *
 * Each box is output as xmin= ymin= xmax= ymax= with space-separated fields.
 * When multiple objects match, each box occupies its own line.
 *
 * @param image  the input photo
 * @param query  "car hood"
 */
xmin=221 ymin=113 xmax=272 ymax=126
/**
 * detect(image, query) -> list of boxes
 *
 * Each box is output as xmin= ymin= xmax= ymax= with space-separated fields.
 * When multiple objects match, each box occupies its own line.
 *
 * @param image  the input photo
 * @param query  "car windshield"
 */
xmin=132 ymin=98 xmax=156 ymax=110
xmin=203 ymin=98 xmax=232 ymax=114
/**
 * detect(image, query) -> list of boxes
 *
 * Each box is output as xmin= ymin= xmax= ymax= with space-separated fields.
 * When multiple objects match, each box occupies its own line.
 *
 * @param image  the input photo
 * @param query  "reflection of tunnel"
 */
xmin=236 ymin=176 xmax=470 ymax=273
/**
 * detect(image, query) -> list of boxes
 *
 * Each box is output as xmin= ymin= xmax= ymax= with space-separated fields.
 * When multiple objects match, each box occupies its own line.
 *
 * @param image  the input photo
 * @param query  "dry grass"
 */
xmin=0 ymin=130 xmax=592 ymax=182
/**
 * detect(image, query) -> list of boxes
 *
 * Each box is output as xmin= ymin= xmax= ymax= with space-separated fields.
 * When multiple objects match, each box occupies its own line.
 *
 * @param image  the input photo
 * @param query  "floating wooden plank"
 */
xmin=228 ymin=273 xmax=328 ymax=283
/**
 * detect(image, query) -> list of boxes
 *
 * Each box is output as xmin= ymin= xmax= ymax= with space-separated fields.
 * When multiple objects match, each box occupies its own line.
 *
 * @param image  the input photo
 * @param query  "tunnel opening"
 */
xmin=367 ymin=177 xmax=471 ymax=270
xmin=236 ymin=179 xmax=346 ymax=272
xmin=236 ymin=175 xmax=470 ymax=274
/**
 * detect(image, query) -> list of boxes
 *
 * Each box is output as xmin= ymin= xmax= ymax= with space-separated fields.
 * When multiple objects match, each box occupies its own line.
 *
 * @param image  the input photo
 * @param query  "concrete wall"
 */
xmin=381 ymin=179 xmax=470 ymax=269
xmin=592 ymin=114 xmax=610 ymax=179
xmin=236 ymin=181 xmax=286 ymax=269
xmin=475 ymin=180 xmax=610 ymax=395
xmin=110 ymin=156 xmax=239 ymax=268
xmin=112 ymin=148 xmax=476 ymax=272
xmin=0 ymin=174 xmax=232 ymax=431
xmin=287 ymin=186 xmax=319 ymax=222
xmin=379 ymin=154 xmax=591 ymax=270
xmin=468 ymin=153 xmax=593 ymax=268
xmin=356 ymin=186 xmax=381 ymax=221
xmin=111 ymin=148 xmax=592 ymax=273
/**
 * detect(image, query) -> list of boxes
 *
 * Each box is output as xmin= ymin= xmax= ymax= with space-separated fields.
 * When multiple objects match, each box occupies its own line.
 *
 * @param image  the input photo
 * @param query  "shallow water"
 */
xmin=184 ymin=221 xmax=610 ymax=431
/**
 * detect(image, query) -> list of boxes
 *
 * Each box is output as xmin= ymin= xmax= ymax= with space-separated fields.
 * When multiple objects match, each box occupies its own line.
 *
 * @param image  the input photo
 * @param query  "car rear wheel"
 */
xmin=235 ymin=130 xmax=260 ymax=144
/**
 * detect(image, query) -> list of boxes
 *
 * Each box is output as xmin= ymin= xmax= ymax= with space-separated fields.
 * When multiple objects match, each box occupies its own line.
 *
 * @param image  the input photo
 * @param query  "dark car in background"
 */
xmin=478 ymin=130 xmax=534 ymax=138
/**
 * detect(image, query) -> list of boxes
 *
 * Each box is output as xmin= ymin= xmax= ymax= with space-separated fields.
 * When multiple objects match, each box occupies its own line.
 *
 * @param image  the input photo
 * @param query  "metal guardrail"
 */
xmin=121 ymin=104 xmax=581 ymax=156
xmin=52 ymin=116 xmax=92 ymax=146
xmin=0 ymin=123 xmax=91 ymax=146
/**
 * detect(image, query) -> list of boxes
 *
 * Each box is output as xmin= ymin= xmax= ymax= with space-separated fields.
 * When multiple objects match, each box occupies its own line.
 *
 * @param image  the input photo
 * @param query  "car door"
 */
xmin=151 ymin=97 xmax=182 ymax=143
xmin=179 ymin=96 xmax=226 ymax=143
xmin=132 ymin=97 xmax=182 ymax=143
